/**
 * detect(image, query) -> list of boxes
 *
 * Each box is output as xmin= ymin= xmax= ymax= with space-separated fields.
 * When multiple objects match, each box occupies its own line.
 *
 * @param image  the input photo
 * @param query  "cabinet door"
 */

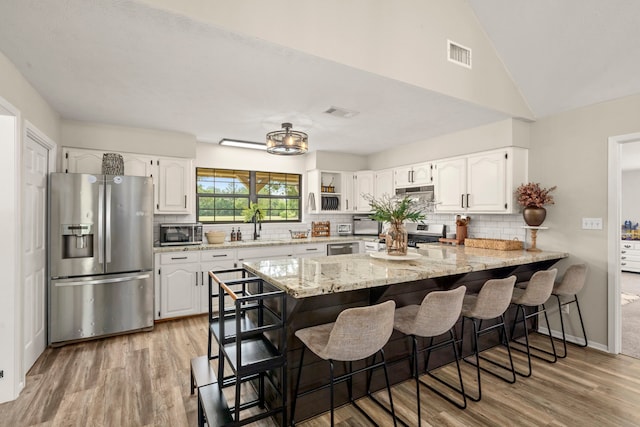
xmin=342 ymin=172 xmax=355 ymax=212
xmin=375 ymin=169 xmax=394 ymax=199
xmin=157 ymin=157 xmax=192 ymax=214
xmin=466 ymin=151 xmax=506 ymax=212
xmin=434 ymin=158 xmax=466 ymax=212
xmin=355 ymin=171 xmax=374 ymax=212
xmin=412 ymin=162 xmax=433 ymax=185
xmin=159 ymin=263 xmax=200 ymax=318
xmin=394 ymin=166 xmax=413 ymax=188
xmin=200 ymin=259 xmax=237 ymax=314
xmin=63 ymin=148 xmax=105 ymax=174
xmin=122 ymin=153 xmax=156 ymax=177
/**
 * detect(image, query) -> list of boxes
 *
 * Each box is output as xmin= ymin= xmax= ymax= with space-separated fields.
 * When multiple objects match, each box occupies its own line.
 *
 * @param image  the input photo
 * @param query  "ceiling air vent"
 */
xmin=323 ymin=106 xmax=359 ymax=119
xmin=447 ymin=40 xmax=472 ymax=69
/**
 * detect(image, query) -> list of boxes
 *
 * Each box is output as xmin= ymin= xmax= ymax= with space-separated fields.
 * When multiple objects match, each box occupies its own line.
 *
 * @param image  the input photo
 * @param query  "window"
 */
xmin=196 ymin=168 xmax=301 ymax=223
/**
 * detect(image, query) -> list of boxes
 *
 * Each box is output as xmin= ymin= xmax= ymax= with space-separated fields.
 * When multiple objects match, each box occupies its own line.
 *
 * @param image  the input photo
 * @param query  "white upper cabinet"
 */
xmin=394 ymin=162 xmax=433 ymax=188
xmin=434 ymin=147 xmax=527 ymax=214
xmin=156 ymin=157 xmax=193 ymax=214
xmin=375 ymin=168 xmax=394 ymax=199
xmin=62 ymin=147 xmax=194 ymax=215
xmin=342 ymin=171 xmax=355 ymax=212
xmin=63 ymin=148 xmax=105 ymax=174
xmin=354 ymin=170 xmax=374 ymax=212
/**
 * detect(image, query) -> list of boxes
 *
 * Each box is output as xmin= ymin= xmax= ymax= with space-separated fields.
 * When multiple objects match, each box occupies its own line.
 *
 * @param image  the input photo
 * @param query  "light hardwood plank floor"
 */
xmin=1 ymin=315 xmax=640 ymax=426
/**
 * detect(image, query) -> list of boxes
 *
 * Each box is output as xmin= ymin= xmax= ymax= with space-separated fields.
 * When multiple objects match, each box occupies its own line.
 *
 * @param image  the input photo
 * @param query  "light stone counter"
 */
xmin=153 ymin=236 xmax=368 ymax=253
xmin=243 ymin=244 xmax=568 ymax=298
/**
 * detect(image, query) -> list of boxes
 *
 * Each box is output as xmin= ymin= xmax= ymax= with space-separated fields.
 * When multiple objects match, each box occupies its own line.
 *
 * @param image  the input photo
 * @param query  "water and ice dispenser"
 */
xmin=61 ymin=224 xmax=93 ymax=258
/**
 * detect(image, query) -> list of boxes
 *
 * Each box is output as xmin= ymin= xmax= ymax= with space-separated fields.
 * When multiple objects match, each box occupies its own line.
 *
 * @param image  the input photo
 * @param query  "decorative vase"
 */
xmin=102 ymin=153 xmax=124 ymax=175
xmin=386 ymin=221 xmax=408 ymax=256
xmin=523 ymin=206 xmax=546 ymax=227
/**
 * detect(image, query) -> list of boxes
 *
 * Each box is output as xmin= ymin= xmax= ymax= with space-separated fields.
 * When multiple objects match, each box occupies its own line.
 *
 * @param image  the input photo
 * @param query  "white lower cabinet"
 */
xmin=295 ymin=243 xmax=327 ymax=257
xmin=621 ymin=242 xmax=640 ymax=272
xmin=155 ymin=249 xmax=237 ymax=319
xmin=156 ymin=252 xmax=201 ymax=319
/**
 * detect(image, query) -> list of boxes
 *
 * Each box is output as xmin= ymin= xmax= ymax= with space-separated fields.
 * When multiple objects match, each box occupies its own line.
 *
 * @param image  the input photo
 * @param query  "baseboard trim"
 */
xmin=536 ymin=326 xmax=608 ymax=353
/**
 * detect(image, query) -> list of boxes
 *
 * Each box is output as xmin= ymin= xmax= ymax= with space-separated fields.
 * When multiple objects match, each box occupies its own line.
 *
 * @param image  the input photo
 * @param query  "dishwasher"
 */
xmin=327 ymin=242 xmax=360 ymax=255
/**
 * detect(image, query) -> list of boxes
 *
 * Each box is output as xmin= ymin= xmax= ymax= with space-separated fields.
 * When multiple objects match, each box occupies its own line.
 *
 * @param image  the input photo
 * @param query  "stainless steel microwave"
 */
xmin=395 ymin=185 xmax=435 ymax=202
xmin=159 ymin=223 xmax=203 ymax=246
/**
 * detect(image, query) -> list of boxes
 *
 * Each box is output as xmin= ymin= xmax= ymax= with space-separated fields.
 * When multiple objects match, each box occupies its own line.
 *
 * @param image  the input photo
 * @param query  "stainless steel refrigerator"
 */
xmin=48 ymin=173 xmax=154 ymax=346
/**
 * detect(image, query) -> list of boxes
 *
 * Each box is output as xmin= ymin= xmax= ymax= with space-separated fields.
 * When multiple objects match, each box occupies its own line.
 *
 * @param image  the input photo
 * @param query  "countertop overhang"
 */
xmin=243 ymin=244 xmax=568 ymax=298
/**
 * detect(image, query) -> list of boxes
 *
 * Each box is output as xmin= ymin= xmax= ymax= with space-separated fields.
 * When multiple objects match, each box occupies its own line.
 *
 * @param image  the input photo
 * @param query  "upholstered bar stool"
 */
xmin=459 ymin=276 xmax=517 ymax=402
xmin=393 ymin=286 xmax=467 ymax=425
xmin=552 ymin=264 xmax=588 ymax=357
xmin=290 ymin=300 xmax=399 ymax=427
xmin=509 ymin=269 xmax=558 ymax=377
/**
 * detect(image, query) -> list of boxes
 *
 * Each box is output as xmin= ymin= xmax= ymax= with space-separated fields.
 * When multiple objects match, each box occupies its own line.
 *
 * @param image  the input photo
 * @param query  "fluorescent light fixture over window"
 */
xmin=219 ymin=138 xmax=267 ymax=150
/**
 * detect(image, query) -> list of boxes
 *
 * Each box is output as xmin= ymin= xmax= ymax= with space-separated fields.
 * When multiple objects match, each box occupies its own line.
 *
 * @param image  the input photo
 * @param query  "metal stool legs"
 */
xmin=509 ymin=303 xmax=557 ymax=377
xmin=555 ymin=294 xmax=588 ymax=358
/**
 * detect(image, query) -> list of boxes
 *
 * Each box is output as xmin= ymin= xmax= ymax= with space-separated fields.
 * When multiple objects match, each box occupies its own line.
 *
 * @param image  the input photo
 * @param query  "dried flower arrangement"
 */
xmin=515 ymin=182 xmax=557 ymax=208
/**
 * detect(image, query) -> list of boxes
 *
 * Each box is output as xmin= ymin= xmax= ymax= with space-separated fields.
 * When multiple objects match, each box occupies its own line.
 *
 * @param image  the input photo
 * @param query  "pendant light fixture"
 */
xmin=266 ymin=122 xmax=308 ymax=155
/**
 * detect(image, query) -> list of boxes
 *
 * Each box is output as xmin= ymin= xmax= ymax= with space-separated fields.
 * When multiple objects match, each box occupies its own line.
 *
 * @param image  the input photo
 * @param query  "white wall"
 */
xmin=0 ymin=51 xmax=60 ymax=402
xmin=622 ymin=170 xmax=640 ymax=225
xmin=141 ymin=0 xmax=533 ymax=120
xmin=530 ymin=93 xmax=640 ymax=349
xmin=367 ymin=118 xmax=529 ymax=170
xmin=61 ymin=120 xmax=196 ymax=160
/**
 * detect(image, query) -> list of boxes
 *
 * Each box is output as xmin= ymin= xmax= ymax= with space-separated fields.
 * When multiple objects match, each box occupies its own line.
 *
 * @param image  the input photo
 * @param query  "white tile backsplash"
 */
xmin=153 ymin=212 xmax=527 ymax=245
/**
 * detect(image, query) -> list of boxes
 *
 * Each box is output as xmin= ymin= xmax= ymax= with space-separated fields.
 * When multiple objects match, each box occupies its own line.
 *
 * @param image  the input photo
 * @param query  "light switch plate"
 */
xmin=582 ymin=217 xmax=603 ymax=230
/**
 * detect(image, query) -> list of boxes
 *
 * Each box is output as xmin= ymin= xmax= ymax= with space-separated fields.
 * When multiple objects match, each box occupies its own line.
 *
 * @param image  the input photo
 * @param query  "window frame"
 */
xmin=196 ymin=167 xmax=302 ymax=224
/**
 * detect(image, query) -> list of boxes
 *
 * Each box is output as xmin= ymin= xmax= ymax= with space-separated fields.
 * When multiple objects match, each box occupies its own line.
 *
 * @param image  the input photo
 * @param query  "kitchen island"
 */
xmin=241 ymin=244 xmax=568 ymax=422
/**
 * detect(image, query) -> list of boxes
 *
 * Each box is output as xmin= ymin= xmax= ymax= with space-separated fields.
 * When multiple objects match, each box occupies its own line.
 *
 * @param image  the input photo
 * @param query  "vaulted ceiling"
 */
xmin=1 ymin=0 xmax=639 ymax=155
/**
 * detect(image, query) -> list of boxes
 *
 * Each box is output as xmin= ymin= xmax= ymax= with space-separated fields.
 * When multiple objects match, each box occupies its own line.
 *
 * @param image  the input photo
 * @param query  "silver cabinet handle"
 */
xmin=184 ymin=195 xmax=187 ymax=209
xmin=461 ymin=194 xmax=464 ymax=208
xmin=466 ymin=193 xmax=470 ymax=208
xmin=201 ymin=271 xmax=204 ymax=286
xmin=195 ymin=271 xmax=198 ymax=286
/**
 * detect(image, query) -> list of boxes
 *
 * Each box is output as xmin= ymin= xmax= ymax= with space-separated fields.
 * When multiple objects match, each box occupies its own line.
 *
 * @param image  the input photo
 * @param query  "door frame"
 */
xmin=607 ymin=132 xmax=640 ymax=353
xmin=21 ymin=120 xmax=56 ymax=378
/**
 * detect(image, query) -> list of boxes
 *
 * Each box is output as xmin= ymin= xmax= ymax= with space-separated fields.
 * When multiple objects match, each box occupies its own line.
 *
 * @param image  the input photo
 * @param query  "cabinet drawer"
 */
xmin=237 ymin=246 xmax=293 ymax=261
xmin=200 ymin=249 xmax=236 ymax=262
xmin=294 ymin=243 xmax=327 ymax=255
xmin=621 ymin=259 xmax=640 ymax=272
xmin=160 ymin=252 xmax=200 ymax=264
xmin=620 ymin=254 xmax=640 ymax=262
xmin=621 ymin=241 xmax=639 ymax=250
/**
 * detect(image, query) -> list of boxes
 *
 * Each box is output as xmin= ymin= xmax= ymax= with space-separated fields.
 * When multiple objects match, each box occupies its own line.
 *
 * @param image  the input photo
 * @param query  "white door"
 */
xmin=355 ymin=171 xmax=374 ymax=212
xmin=157 ymin=158 xmax=191 ymax=213
xmin=22 ymin=135 xmax=49 ymax=372
xmin=160 ymin=263 xmax=200 ymax=318
xmin=63 ymin=148 xmax=104 ymax=173
xmin=466 ymin=151 xmax=507 ymax=212
xmin=375 ymin=169 xmax=394 ymax=199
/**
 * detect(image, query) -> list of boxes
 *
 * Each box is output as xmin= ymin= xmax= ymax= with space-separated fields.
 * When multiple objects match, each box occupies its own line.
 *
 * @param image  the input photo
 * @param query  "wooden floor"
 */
xmin=2 ymin=315 xmax=640 ymax=426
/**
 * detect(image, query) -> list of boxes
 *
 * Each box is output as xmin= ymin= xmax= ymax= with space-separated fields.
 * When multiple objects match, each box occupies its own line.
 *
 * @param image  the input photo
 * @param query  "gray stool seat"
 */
xmin=291 ymin=300 xmax=401 ymax=426
xmin=393 ymin=287 xmax=467 ymax=425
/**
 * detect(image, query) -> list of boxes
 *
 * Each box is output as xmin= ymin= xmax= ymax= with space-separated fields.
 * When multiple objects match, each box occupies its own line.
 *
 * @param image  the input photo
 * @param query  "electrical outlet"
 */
xmin=562 ymin=305 xmax=570 ymax=314
xmin=582 ymin=218 xmax=603 ymax=230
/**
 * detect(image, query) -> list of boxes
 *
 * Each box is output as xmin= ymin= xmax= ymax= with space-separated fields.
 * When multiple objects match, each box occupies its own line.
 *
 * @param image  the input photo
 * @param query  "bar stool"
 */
xmin=552 ymin=264 xmax=588 ymax=357
xmin=509 ymin=269 xmax=558 ymax=377
xmin=393 ymin=286 xmax=467 ymax=425
xmin=459 ymin=276 xmax=517 ymax=402
xmin=290 ymin=300 xmax=399 ymax=426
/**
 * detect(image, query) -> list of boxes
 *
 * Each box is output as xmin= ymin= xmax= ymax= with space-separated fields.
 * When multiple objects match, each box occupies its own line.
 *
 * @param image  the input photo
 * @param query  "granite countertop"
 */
xmin=242 ymin=244 xmax=569 ymax=298
xmin=153 ymin=235 xmax=370 ymax=253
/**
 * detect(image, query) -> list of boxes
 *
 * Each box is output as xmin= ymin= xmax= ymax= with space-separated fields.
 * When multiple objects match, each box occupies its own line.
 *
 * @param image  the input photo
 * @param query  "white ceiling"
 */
xmin=1 ymin=1 xmax=640 ymax=156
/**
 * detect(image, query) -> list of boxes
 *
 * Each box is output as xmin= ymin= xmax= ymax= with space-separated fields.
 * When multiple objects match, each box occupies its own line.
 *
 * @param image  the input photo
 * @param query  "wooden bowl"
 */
xmin=205 ymin=231 xmax=226 ymax=244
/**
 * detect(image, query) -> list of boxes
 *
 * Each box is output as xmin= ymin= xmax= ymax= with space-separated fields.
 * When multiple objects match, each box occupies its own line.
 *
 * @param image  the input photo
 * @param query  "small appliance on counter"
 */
xmin=353 ymin=215 xmax=382 ymax=236
xmin=159 ymin=223 xmax=203 ymax=246
xmin=337 ymin=223 xmax=352 ymax=235
xmin=363 ymin=239 xmax=386 ymax=253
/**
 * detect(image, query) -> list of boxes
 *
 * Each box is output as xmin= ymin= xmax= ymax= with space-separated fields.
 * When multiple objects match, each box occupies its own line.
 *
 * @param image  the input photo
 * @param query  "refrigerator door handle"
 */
xmin=98 ymin=184 xmax=105 ymax=264
xmin=54 ymin=273 xmax=151 ymax=287
xmin=106 ymin=184 xmax=112 ymax=263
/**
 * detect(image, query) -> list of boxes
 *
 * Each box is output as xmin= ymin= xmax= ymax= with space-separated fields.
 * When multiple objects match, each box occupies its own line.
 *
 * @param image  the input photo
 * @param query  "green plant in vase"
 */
xmin=365 ymin=194 xmax=426 ymax=256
